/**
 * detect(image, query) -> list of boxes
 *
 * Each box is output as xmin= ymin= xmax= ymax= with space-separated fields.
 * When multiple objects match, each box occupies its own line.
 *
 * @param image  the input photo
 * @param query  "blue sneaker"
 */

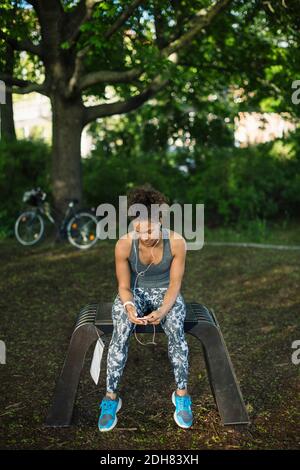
xmin=172 ymin=391 xmax=193 ymax=429
xmin=98 ymin=396 xmax=122 ymax=432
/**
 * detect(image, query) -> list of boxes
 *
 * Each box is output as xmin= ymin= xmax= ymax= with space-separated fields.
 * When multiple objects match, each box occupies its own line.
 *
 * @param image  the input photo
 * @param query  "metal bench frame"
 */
xmin=45 ymin=302 xmax=250 ymax=427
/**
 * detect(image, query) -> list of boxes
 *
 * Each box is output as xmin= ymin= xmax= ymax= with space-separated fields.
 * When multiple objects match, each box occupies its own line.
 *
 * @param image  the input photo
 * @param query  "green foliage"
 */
xmin=186 ymin=138 xmax=300 ymax=226
xmin=0 ymin=138 xmax=51 ymax=237
xmin=82 ymin=128 xmax=300 ymax=229
xmin=0 ymin=131 xmax=299 ymax=240
xmin=82 ymin=147 xmax=187 ymax=209
xmin=1 ymin=0 xmax=300 ymax=239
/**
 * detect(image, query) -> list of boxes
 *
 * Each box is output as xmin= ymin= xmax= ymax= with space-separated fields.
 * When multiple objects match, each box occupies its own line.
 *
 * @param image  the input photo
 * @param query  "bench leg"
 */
xmin=188 ymin=323 xmax=250 ymax=426
xmin=45 ymin=324 xmax=101 ymax=427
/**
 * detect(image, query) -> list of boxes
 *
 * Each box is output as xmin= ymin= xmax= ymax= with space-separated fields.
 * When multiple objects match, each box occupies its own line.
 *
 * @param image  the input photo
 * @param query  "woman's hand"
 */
xmin=125 ymin=305 xmax=148 ymax=325
xmin=145 ymin=309 xmax=166 ymax=325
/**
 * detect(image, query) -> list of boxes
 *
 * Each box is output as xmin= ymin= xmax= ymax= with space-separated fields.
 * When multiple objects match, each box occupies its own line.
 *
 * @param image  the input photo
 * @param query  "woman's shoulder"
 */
xmin=166 ymin=229 xmax=187 ymax=255
xmin=115 ymin=231 xmax=135 ymax=257
xmin=119 ymin=230 xmax=135 ymax=241
xmin=167 ymin=229 xmax=186 ymax=243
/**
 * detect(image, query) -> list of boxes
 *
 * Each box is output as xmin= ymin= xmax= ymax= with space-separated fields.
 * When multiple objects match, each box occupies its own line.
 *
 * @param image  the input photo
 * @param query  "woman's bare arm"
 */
xmin=115 ymin=237 xmax=133 ymax=304
xmin=115 ymin=236 xmax=146 ymax=324
xmin=147 ymin=234 xmax=187 ymax=324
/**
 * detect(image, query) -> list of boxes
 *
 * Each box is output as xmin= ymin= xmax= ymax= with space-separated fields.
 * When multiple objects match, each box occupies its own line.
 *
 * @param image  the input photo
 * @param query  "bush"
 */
xmin=186 ymin=141 xmax=300 ymax=226
xmin=82 ymin=148 xmax=187 ymax=209
xmin=0 ymin=138 xmax=51 ymax=237
xmin=1 ymin=133 xmax=299 ymax=239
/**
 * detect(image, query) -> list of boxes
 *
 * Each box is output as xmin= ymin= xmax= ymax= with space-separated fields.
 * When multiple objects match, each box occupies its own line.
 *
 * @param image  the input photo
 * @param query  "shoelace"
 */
xmin=176 ymin=395 xmax=191 ymax=411
xmin=101 ymin=399 xmax=116 ymax=412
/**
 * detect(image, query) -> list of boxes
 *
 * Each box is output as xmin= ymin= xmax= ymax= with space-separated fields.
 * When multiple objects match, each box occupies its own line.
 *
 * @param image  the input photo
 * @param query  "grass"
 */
xmin=0 ymin=220 xmax=299 ymax=450
xmin=205 ymin=217 xmax=300 ymax=245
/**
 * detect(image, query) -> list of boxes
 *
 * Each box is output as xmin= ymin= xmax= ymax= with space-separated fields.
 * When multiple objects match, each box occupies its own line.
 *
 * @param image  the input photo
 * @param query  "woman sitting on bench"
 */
xmin=98 ymin=184 xmax=193 ymax=432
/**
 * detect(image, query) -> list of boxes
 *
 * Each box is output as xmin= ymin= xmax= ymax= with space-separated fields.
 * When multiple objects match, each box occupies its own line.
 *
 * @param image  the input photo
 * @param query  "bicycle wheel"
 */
xmin=67 ymin=211 xmax=98 ymax=250
xmin=15 ymin=211 xmax=44 ymax=246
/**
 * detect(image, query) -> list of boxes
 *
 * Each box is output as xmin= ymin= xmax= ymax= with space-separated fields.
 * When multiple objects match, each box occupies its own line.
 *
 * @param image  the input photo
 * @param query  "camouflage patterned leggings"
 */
xmin=106 ymin=287 xmax=189 ymax=393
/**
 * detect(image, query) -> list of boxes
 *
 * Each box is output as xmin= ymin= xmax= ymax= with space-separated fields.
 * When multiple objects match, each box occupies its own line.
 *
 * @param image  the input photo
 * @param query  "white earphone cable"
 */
xmin=131 ymin=227 xmax=162 ymax=346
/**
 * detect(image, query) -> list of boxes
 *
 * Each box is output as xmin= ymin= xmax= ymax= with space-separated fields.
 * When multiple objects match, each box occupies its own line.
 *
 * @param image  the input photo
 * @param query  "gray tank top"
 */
xmin=128 ymin=227 xmax=174 ymax=288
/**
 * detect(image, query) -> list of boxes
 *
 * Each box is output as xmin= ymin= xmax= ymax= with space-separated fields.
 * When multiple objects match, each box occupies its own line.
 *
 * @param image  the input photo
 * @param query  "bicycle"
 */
xmin=14 ymin=187 xmax=98 ymax=250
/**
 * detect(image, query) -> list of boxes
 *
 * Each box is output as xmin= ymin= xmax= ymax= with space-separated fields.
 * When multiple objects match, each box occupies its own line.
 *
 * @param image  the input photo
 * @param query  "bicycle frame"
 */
xmin=32 ymin=201 xmax=79 ymax=239
xmin=18 ymin=194 xmax=98 ymax=249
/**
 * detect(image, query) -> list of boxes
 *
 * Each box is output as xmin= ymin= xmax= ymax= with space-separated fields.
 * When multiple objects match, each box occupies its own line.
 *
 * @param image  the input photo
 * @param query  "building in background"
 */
xmin=10 ymin=93 xmax=298 ymax=155
xmin=12 ymin=93 xmax=93 ymax=157
xmin=234 ymin=112 xmax=297 ymax=147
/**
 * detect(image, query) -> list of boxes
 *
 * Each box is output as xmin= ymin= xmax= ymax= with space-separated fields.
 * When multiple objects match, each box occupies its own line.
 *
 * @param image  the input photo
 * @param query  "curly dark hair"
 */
xmin=127 ymin=183 xmax=169 ymax=221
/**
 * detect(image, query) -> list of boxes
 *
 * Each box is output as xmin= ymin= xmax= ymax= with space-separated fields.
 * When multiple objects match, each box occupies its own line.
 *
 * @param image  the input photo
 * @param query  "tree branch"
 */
xmin=153 ymin=4 xmax=168 ymax=50
xmin=0 ymin=31 xmax=43 ymax=57
xmin=83 ymin=74 xmax=169 ymax=125
xmin=33 ymin=0 xmax=64 ymax=15
xmin=66 ymin=46 xmax=88 ymax=97
xmin=62 ymin=0 xmax=101 ymax=45
xmin=78 ymin=67 xmax=143 ymax=90
xmin=0 ymin=73 xmax=48 ymax=96
xmin=66 ymin=0 xmax=144 ymax=95
xmin=77 ymin=0 xmax=232 ymax=93
xmin=25 ymin=1 xmax=39 ymax=7
xmin=104 ymin=0 xmax=145 ymax=39
xmin=161 ymin=0 xmax=232 ymax=58
xmin=6 ymin=84 xmax=48 ymax=95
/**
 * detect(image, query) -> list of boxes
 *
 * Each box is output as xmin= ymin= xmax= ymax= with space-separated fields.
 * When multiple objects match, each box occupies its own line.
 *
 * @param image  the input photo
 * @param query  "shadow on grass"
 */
xmin=0 ymin=231 xmax=299 ymax=449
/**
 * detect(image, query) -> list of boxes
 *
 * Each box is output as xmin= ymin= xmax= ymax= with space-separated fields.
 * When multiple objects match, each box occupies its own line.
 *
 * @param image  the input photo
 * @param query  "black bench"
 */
xmin=45 ymin=302 xmax=250 ymax=427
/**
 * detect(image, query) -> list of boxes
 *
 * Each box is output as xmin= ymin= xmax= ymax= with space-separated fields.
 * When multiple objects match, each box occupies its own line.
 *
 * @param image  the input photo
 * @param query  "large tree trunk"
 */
xmin=51 ymin=94 xmax=84 ymax=220
xmin=1 ymin=87 xmax=16 ymax=141
xmin=1 ymin=44 xmax=16 ymax=141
